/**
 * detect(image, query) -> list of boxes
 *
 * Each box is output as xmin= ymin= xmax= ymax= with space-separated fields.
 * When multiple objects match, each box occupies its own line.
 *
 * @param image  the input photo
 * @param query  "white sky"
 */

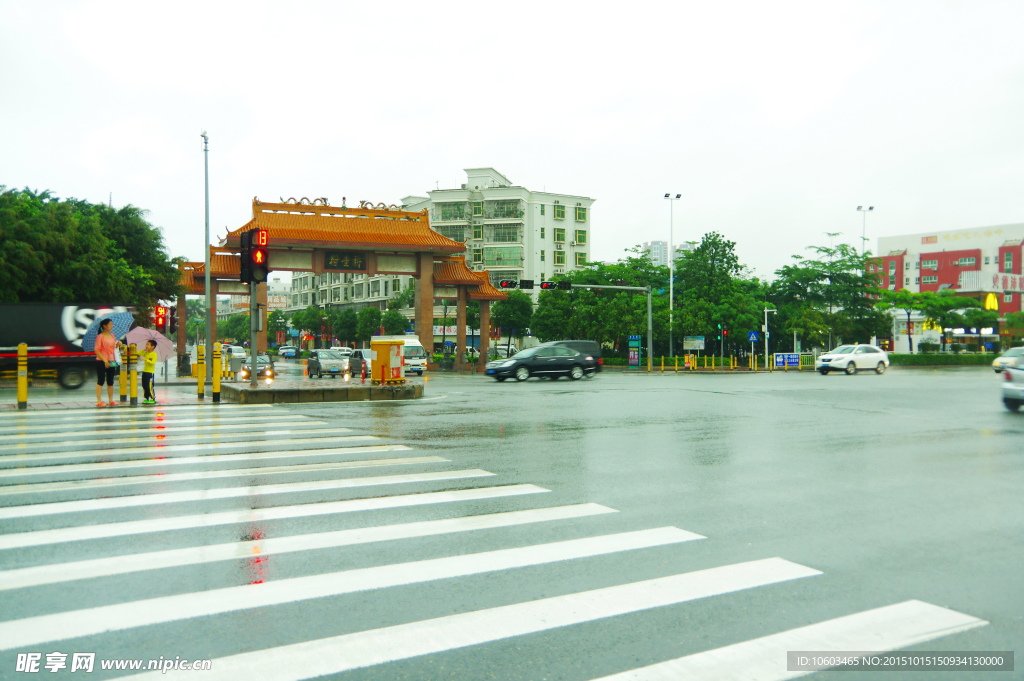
xmin=4 ymin=1 xmax=1023 ymax=282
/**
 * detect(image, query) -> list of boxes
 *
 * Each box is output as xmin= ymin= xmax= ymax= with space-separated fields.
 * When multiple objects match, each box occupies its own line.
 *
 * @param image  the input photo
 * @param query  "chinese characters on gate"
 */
xmin=324 ymin=251 xmax=367 ymax=272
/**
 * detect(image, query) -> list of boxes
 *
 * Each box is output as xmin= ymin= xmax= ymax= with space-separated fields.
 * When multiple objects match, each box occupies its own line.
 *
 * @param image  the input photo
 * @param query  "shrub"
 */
xmin=918 ymin=341 xmax=940 ymax=354
xmin=888 ymin=353 xmax=993 ymax=366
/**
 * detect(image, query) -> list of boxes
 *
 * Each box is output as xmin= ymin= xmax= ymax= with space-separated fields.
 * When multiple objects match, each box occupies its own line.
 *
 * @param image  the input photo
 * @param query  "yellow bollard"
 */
xmin=674 ymin=356 xmax=678 ymax=372
xmin=661 ymin=356 xmax=664 ymax=372
xmin=129 ymin=343 xmax=138 ymax=406
xmin=16 ymin=343 xmax=27 ymax=410
xmin=119 ymin=346 xmax=128 ymax=402
xmin=197 ymin=345 xmax=206 ymax=400
xmin=212 ymin=343 xmax=222 ymax=403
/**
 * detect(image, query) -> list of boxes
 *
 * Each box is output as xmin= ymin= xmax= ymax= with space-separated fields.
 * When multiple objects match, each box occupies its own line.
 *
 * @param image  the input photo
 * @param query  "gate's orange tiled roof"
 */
xmin=432 ymin=257 xmax=508 ymax=301
xmin=177 ymin=252 xmax=241 ymax=292
xmin=223 ymin=202 xmax=464 ymax=253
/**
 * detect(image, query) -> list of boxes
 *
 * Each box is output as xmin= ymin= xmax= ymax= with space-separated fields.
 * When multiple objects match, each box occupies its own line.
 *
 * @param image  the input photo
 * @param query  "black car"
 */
xmin=547 ymin=340 xmax=602 ymax=372
xmin=240 ymin=354 xmax=275 ymax=380
xmin=485 ymin=344 xmax=597 ymax=381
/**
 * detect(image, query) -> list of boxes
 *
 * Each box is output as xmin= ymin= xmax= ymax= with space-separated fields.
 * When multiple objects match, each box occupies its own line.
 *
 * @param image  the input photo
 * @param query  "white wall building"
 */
xmin=642 ymin=240 xmax=668 ymax=267
xmin=402 ymin=168 xmax=595 ymax=299
xmin=218 ymin=277 xmax=289 ymax=322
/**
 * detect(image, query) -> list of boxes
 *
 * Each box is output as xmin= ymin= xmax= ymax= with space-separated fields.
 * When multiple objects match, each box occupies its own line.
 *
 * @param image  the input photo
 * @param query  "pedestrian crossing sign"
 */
xmin=748 ymin=331 xmax=759 ymax=342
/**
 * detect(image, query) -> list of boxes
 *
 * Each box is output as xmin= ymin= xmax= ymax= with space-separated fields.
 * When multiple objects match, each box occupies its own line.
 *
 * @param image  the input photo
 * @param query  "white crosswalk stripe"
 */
xmin=0 ymin=405 xmax=988 ymax=681
xmin=0 ymin=404 xmax=274 ymax=421
xmin=0 ymin=444 xmax=412 ymax=479
xmin=0 ymin=456 xmax=447 ymax=495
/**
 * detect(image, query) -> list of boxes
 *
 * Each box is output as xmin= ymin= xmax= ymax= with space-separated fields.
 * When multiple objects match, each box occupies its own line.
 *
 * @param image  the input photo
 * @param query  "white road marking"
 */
xmin=0 ymin=456 xmax=448 ymax=495
xmin=120 ymin=558 xmax=821 ymax=681
xmin=0 ymin=421 xmax=329 ymax=442
xmin=0 ymin=413 xmax=310 ymax=434
xmin=0 ymin=432 xmax=368 ymax=458
xmin=592 ymin=600 xmax=987 ymax=680
xmin=0 ymin=527 xmax=703 ymax=650
xmin=0 ymin=404 xmax=275 ymax=421
xmin=0 ymin=503 xmax=621 ymax=590
xmin=0 ymin=484 xmax=549 ymax=550
xmin=0 ymin=469 xmax=495 ymax=519
xmin=0 ymin=445 xmax=411 ymax=479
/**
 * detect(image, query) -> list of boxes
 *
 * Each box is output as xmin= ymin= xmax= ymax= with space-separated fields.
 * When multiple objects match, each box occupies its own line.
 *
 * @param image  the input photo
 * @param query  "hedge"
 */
xmin=888 ymin=353 xmax=995 ymax=366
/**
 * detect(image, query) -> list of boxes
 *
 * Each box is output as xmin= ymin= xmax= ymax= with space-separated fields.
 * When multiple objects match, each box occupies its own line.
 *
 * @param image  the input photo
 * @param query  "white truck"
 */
xmin=375 ymin=335 xmax=428 ymax=376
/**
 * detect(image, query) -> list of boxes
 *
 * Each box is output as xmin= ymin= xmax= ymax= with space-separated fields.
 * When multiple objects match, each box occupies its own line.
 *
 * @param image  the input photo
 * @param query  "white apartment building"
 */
xmin=402 ymin=168 xmax=595 ymax=298
xmin=217 ymin=277 xmax=290 ymax=322
xmin=642 ymin=240 xmax=694 ymax=267
xmin=286 ymin=272 xmax=414 ymax=315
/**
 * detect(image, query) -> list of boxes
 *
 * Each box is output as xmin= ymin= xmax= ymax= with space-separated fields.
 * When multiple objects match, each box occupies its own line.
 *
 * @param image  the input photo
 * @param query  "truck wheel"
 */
xmin=58 ymin=365 xmax=87 ymax=390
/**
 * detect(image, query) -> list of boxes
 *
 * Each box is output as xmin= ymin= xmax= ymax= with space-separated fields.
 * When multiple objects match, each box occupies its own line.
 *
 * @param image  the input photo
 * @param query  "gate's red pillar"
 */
xmin=478 ymin=300 xmax=490 ymax=369
xmin=416 ymin=254 xmax=434 ymax=355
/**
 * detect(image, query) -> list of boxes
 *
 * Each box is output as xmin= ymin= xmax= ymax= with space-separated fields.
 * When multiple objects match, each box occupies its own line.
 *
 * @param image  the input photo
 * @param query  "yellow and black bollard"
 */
xmin=119 ymin=346 xmax=128 ymax=402
xmin=212 ymin=343 xmax=222 ymax=403
xmin=197 ymin=345 xmax=205 ymax=400
xmin=129 ymin=343 xmax=138 ymax=406
xmin=16 ymin=343 xmax=27 ymax=410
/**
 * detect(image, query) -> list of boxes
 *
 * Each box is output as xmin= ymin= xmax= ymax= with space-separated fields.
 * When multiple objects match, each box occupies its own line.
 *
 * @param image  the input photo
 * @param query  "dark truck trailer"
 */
xmin=0 ymin=304 xmax=136 ymax=389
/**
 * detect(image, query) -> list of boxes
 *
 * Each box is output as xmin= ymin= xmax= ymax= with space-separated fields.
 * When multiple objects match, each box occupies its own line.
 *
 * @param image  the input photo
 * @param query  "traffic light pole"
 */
xmin=202 ymin=132 xmax=212 ymax=381
xmin=250 ymin=281 xmax=259 ymax=388
xmin=568 ymin=284 xmax=653 ymax=371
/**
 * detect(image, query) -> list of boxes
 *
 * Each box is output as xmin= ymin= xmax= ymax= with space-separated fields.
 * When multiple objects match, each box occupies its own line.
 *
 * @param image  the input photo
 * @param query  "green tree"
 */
xmin=356 ymin=306 xmax=382 ymax=343
xmin=878 ymin=289 xmax=928 ymax=353
xmin=531 ymin=289 xmax=574 ymax=342
xmin=388 ymin=285 xmax=415 ymax=310
xmin=381 ymin=308 xmax=408 ymax=335
xmin=330 ymin=308 xmax=359 ymax=345
xmin=268 ymin=309 xmax=288 ymax=347
xmin=920 ymin=291 xmax=979 ymax=352
xmin=963 ymin=306 xmax=1000 ymax=351
xmin=221 ymin=313 xmax=249 ymax=343
xmin=491 ymin=289 xmax=533 ymax=354
xmin=0 ymin=186 xmax=181 ymax=309
xmin=467 ymin=300 xmax=481 ymax=357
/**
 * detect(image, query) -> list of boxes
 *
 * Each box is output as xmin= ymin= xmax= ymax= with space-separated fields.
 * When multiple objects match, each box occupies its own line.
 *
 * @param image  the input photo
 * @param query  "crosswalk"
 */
xmin=0 ymin=404 xmax=987 ymax=679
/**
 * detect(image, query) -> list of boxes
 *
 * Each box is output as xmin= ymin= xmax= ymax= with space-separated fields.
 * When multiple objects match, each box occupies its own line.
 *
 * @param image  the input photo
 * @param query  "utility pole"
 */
xmin=250 ymin=282 xmax=259 ymax=388
xmin=201 ymin=131 xmax=212 ymax=380
xmin=567 ymin=283 xmax=652 ymax=371
xmin=764 ymin=308 xmax=777 ymax=370
xmin=664 ymin=193 xmax=680 ymax=357
xmin=857 ymin=206 xmax=874 ymax=257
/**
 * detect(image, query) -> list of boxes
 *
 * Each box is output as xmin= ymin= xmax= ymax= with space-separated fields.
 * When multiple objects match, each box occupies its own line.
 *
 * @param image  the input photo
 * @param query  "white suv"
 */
xmin=815 ymin=344 xmax=889 ymax=375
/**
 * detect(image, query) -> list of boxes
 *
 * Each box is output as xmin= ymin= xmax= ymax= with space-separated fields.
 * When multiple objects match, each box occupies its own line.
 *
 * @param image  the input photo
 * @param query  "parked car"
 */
xmin=547 ymin=340 xmax=602 ymax=372
xmin=350 ymin=348 xmax=372 ymax=376
xmin=307 ymin=349 xmax=351 ymax=379
xmin=279 ymin=345 xmax=299 ymax=358
xmin=992 ymin=347 xmax=1024 ymax=373
xmin=1002 ymin=367 xmax=1024 ymax=411
xmin=222 ymin=345 xmax=246 ymax=360
xmin=486 ymin=343 xmax=597 ymax=381
xmin=490 ymin=345 xmax=519 ymax=359
xmin=239 ymin=354 xmax=274 ymax=380
xmin=815 ymin=344 xmax=889 ymax=375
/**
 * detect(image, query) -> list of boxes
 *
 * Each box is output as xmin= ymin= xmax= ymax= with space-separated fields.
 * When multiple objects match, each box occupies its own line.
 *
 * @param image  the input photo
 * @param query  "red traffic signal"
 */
xmin=539 ymin=281 xmax=556 ymax=290
xmin=498 ymin=280 xmax=518 ymax=289
xmin=254 ymin=229 xmax=268 ymax=247
xmin=723 ymin=329 xmax=728 ymax=337
xmin=154 ymin=305 xmax=167 ymax=328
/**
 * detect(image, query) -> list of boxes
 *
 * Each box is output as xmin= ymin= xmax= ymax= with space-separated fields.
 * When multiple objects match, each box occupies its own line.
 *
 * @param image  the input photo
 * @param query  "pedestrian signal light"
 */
xmin=539 ymin=281 xmax=556 ymax=290
xmin=499 ymin=280 xmax=518 ymax=289
xmin=246 ymin=228 xmax=270 ymax=283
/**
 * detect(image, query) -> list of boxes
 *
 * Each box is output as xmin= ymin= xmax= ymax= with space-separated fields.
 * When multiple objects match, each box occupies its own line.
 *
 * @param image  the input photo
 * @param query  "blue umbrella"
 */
xmin=81 ymin=312 xmax=136 ymax=352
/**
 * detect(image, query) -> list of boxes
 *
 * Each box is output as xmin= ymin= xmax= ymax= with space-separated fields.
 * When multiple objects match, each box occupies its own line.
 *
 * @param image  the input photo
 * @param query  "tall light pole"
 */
xmin=857 ymin=206 xmax=874 ymax=256
xmin=764 ymin=308 xmax=777 ymax=370
xmin=202 ymin=132 xmax=211 ymax=379
xmin=664 ymin=193 xmax=680 ymax=357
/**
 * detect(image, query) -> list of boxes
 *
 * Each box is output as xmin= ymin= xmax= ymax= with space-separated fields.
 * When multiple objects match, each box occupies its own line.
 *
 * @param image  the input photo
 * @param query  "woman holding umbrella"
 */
xmin=94 ymin=318 xmax=122 ymax=407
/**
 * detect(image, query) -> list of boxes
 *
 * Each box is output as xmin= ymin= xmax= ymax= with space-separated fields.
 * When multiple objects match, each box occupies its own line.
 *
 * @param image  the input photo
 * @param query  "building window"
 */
xmin=554 ymin=228 xmax=566 ymax=243
xmin=540 ymin=204 xmax=545 ymax=216
xmin=292 ymin=294 xmax=299 ymax=306
xmin=554 ymin=251 xmax=566 ymax=265
xmin=1005 ymin=252 xmax=1013 ymax=273
xmin=905 ymin=277 xmax=909 ymax=286
xmin=394 ymin=278 xmax=401 ymax=292
xmin=437 ymin=203 xmax=467 ymax=221
xmin=868 ymin=265 xmax=874 ymax=273
xmin=484 ymin=246 xmax=523 ymax=267
xmin=554 ymin=202 xmax=565 ymax=220
xmin=955 ymin=257 xmax=976 ymax=266
xmin=301 ymin=293 xmax=309 ymax=305
xmin=437 ymin=226 xmax=466 ymax=242
xmin=473 ymin=225 xmax=482 ymax=240
xmin=472 ymin=248 xmax=483 ymax=263
xmin=914 ymin=277 xmax=920 ymax=284
xmin=371 ymin=280 xmax=381 ymax=296
xmin=905 ymin=262 xmax=910 ymax=270
xmin=490 ymin=224 xmax=519 ymax=243
xmin=540 ymin=227 xmax=545 ymax=239
xmin=1005 ymin=292 xmax=1014 ymax=303
xmin=540 ymin=250 xmax=545 ymax=262
xmin=575 ymin=252 xmax=587 ymax=266
xmin=575 ymin=229 xmax=587 ymax=245
xmin=490 ymin=200 xmax=523 ymax=219
xmin=472 ymin=202 xmax=483 ymax=216
xmin=541 ymin=272 xmax=545 ymax=281
xmin=332 ymin=287 xmax=341 ymax=302
xmin=922 ymin=275 xmax=938 ymax=284
xmin=915 ymin=261 xmax=920 ymax=269
xmin=575 ymin=206 xmax=587 ymax=222
xmin=922 ymin=259 xmax=937 ymax=269
xmin=888 ymin=262 xmax=896 ymax=275
xmin=985 ymin=256 xmax=991 ymax=265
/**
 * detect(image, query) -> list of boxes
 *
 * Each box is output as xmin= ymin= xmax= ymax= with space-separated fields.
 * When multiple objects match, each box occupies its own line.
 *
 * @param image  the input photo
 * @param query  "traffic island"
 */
xmin=220 ymin=382 xmax=423 ymax=404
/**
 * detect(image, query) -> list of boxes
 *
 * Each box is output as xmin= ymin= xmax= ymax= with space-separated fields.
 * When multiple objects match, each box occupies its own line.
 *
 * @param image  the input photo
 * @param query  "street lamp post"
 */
xmin=201 ymin=131 xmax=211 ymax=381
xmin=764 ymin=308 xmax=777 ymax=370
xmin=664 ymin=193 xmax=681 ymax=357
xmin=857 ymin=206 xmax=874 ymax=256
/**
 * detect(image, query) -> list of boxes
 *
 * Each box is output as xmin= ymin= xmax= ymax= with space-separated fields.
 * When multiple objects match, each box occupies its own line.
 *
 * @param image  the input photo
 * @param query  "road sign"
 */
xmin=748 ymin=331 xmax=759 ymax=342
xmin=774 ymin=353 xmax=800 ymax=368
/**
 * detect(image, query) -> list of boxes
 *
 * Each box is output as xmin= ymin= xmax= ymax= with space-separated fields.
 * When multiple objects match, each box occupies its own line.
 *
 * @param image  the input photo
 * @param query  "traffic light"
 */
xmin=240 ymin=229 xmax=270 ymax=284
xmin=519 ymin=279 xmax=535 ymax=290
xmin=499 ymin=280 xmax=518 ymax=289
xmin=717 ymin=323 xmax=722 ymax=340
xmin=539 ymin=281 xmax=556 ymax=290
xmin=557 ymin=280 xmax=572 ymax=291
xmin=723 ymin=329 xmax=728 ymax=337
xmin=153 ymin=305 xmax=167 ymax=329
xmin=168 ymin=305 xmax=178 ymax=334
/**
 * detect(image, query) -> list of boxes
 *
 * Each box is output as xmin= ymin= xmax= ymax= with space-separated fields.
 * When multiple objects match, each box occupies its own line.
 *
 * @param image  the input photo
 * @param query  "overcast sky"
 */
xmin=4 ymin=1 xmax=1023 ymax=281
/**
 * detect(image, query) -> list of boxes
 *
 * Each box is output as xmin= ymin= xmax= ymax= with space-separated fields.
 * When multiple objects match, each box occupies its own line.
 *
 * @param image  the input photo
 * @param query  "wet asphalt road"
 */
xmin=0 ymin=367 xmax=1020 ymax=680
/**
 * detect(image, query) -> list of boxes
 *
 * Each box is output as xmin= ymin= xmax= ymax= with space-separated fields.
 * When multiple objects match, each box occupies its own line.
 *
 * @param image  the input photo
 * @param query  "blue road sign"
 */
xmin=748 ymin=331 xmax=759 ymax=342
xmin=774 ymin=353 xmax=800 ymax=368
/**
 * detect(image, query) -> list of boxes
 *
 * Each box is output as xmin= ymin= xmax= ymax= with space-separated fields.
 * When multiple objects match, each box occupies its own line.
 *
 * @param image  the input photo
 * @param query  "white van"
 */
xmin=376 ymin=335 xmax=427 ymax=375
